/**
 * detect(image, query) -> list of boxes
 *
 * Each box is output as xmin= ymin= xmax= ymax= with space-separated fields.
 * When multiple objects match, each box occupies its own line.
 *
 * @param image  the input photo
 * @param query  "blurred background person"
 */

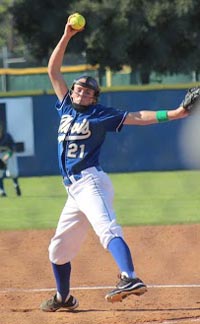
xmin=0 ymin=121 xmax=21 ymax=197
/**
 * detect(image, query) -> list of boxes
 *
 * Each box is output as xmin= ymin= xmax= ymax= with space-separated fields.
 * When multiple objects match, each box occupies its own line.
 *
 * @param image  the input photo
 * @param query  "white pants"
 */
xmin=49 ymin=167 xmax=123 ymax=264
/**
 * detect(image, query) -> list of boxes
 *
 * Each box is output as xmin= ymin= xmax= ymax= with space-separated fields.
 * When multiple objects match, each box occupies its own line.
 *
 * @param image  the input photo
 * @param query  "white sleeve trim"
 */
xmin=116 ymin=112 xmax=128 ymax=132
xmin=56 ymin=91 xmax=70 ymax=111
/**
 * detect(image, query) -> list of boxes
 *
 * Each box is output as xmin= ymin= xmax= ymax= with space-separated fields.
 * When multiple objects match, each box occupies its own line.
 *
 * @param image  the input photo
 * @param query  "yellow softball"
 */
xmin=69 ymin=13 xmax=86 ymax=30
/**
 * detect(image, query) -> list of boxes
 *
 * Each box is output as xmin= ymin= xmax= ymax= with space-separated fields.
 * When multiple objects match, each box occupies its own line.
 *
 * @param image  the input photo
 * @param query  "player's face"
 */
xmin=71 ymin=83 xmax=96 ymax=106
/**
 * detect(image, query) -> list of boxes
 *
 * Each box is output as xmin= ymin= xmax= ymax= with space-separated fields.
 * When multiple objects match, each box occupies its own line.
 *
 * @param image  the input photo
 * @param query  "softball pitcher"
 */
xmin=40 ymin=16 xmax=197 ymax=312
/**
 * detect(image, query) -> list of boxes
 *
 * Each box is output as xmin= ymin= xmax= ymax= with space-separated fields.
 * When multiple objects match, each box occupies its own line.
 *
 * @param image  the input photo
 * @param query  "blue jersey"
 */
xmin=56 ymin=92 xmax=127 ymax=179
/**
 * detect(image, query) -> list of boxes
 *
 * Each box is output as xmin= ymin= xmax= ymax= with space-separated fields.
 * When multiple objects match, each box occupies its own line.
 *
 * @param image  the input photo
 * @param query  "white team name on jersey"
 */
xmin=58 ymin=115 xmax=91 ymax=142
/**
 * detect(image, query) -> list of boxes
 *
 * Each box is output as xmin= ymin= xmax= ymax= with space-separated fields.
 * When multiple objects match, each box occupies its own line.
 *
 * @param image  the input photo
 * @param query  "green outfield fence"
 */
xmin=0 ymin=65 xmax=195 ymax=93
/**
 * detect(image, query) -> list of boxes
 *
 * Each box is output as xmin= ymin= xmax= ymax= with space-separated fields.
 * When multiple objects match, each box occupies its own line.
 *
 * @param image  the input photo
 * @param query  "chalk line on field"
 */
xmin=1 ymin=285 xmax=200 ymax=324
xmin=153 ymin=318 xmax=200 ymax=324
xmin=0 ymin=284 xmax=200 ymax=294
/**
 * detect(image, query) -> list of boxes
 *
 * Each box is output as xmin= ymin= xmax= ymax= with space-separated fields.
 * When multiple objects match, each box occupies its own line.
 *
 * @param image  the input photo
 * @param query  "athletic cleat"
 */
xmin=105 ymin=274 xmax=147 ymax=303
xmin=40 ymin=294 xmax=79 ymax=312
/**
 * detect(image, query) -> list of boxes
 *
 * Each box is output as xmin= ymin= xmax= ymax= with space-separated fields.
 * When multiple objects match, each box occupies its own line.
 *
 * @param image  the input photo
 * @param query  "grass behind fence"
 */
xmin=0 ymin=170 xmax=200 ymax=230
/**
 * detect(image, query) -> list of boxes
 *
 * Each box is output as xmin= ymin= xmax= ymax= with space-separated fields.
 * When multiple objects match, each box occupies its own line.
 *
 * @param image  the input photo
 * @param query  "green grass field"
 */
xmin=0 ymin=170 xmax=200 ymax=230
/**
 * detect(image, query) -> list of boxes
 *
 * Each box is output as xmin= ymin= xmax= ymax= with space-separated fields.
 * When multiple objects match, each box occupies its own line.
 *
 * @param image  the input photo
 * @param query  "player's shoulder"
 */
xmin=92 ymin=103 xmax=115 ymax=113
xmin=93 ymin=103 xmax=106 ymax=111
xmin=56 ymin=92 xmax=73 ymax=116
xmin=56 ymin=91 xmax=71 ymax=109
xmin=93 ymin=103 xmax=125 ymax=116
xmin=89 ymin=103 xmax=109 ymax=117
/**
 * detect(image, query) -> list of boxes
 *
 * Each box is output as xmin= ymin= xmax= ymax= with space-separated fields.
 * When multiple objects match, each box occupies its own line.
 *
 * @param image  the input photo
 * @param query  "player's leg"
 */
xmin=12 ymin=177 xmax=21 ymax=196
xmin=40 ymin=192 xmax=89 ymax=312
xmin=106 ymin=237 xmax=147 ymax=302
xmin=71 ymin=168 xmax=147 ymax=302
xmin=41 ymin=261 xmax=78 ymax=312
xmin=6 ymin=156 xmax=21 ymax=196
xmin=72 ymin=169 xmax=135 ymax=274
xmin=0 ymin=154 xmax=6 ymax=196
xmin=107 ymin=236 xmax=135 ymax=277
xmin=0 ymin=171 xmax=6 ymax=197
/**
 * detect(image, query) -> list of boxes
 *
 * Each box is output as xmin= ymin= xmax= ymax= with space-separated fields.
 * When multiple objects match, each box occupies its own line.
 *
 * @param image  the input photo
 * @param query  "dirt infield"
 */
xmin=0 ymin=224 xmax=200 ymax=324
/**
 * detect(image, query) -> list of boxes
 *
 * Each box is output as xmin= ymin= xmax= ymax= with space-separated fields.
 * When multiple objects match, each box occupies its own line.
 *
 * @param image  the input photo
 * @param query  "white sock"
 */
xmin=121 ymin=271 xmax=137 ymax=279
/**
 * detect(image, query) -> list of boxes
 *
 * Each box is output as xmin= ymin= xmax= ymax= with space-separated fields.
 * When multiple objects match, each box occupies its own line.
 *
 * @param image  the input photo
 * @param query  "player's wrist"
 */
xmin=156 ymin=110 xmax=169 ymax=123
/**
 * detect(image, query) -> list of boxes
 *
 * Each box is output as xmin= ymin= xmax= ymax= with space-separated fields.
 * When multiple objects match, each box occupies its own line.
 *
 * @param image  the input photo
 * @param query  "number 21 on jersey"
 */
xmin=67 ymin=143 xmax=85 ymax=159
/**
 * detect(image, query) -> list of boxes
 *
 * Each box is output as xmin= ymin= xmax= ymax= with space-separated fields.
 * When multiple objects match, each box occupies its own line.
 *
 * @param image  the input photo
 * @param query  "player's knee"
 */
xmin=48 ymin=238 xmax=79 ymax=264
xmin=48 ymin=240 xmax=66 ymax=264
xmin=98 ymin=220 xmax=123 ymax=249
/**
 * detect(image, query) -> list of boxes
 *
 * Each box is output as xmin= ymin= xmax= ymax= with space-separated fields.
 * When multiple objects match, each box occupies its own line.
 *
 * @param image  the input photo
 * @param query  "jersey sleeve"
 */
xmin=55 ymin=92 xmax=72 ymax=117
xmin=98 ymin=106 xmax=128 ymax=132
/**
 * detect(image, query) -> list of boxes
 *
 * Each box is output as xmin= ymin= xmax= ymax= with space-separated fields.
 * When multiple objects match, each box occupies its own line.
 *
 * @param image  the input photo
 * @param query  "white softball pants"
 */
xmin=49 ymin=167 xmax=123 ymax=264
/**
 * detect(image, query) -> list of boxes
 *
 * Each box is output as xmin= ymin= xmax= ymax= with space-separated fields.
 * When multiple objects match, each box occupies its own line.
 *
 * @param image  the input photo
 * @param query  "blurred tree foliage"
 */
xmin=0 ymin=0 xmax=12 ymax=49
xmin=3 ymin=0 xmax=200 ymax=83
xmin=0 ymin=0 xmax=24 ymax=59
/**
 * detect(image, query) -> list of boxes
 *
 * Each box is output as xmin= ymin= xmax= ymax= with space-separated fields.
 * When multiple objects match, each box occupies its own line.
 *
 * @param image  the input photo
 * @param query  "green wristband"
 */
xmin=156 ymin=110 xmax=168 ymax=123
xmin=7 ymin=151 xmax=13 ymax=157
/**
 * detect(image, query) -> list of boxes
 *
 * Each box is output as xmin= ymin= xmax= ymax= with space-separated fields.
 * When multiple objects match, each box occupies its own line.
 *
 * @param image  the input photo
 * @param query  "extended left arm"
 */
xmin=124 ymin=86 xmax=200 ymax=126
xmin=124 ymin=106 xmax=188 ymax=126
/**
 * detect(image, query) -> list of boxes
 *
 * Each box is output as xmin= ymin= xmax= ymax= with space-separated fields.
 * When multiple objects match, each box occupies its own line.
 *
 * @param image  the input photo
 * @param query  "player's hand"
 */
xmin=176 ymin=106 xmax=189 ymax=118
xmin=64 ymin=19 xmax=84 ymax=38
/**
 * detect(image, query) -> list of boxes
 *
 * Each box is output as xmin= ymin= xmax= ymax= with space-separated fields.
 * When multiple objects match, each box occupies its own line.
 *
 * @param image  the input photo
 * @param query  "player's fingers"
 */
xmin=65 ymin=22 xmax=81 ymax=36
xmin=64 ymin=25 xmax=76 ymax=37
